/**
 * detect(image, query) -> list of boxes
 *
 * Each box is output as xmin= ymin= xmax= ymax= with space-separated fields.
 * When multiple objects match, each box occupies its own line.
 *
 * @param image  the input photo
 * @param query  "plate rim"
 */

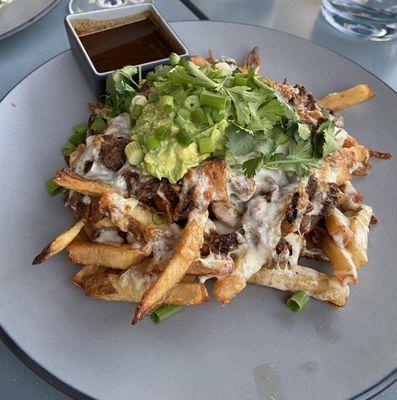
xmin=0 ymin=20 xmax=396 ymax=400
xmin=0 ymin=0 xmax=61 ymax=41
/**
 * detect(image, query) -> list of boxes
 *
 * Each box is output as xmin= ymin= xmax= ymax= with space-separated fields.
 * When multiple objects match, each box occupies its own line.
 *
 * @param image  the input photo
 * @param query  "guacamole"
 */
xmin=130 ymin=103 xmax=227 ymax=183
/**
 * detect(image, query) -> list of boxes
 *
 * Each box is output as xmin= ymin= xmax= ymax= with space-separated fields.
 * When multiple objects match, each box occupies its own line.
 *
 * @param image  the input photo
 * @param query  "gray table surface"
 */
xmin=0 ymin=0 xmax=395 ymax=399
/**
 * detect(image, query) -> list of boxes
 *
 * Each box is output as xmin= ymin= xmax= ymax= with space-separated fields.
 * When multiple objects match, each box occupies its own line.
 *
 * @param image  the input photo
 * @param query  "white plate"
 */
xmin=0 ymin=21 xmax=396 ymax=400
xmin=0 ymin=0 xmax=60 ymax=40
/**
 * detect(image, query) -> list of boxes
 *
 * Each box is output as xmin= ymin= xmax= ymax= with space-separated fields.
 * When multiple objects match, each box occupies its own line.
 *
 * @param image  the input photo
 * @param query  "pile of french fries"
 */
xmin=33 ymin=51 xmax=383 ymax=324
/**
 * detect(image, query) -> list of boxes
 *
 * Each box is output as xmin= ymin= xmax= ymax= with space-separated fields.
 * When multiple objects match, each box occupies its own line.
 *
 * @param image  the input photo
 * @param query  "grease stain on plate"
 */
xmin=298 ymin=361 xmax=319 ymax=374
xmin=253 ymin=364 xmax=285 ymax=400
xmin=316 ymin=322 xmax=341 ymax=344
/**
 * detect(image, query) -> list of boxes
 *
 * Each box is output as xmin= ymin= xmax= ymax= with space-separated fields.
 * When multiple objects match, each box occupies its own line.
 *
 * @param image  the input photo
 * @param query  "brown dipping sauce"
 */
xmin=78 ymin=15 xmax=180 ymax=73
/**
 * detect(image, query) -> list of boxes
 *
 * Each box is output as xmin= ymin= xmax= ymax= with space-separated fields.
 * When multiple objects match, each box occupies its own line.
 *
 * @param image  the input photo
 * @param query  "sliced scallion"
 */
xmin=169 ymin=52 xmax=181 ymax=66
xmin=73 ymin=122 xmax=88 ymax=135
xmin=174 ymin=114 xmax=186 ymax=127
xmin=125 ymin=141 xmax=144 ymax=165
xmin=205 ymin=109 xmax=214 ymax=126
xmin=152 ymin=211 xmax=167 ymax=225
xmin=155 ymin=126 xmax=168 ymax=140
xmin=286 ymin=291 xmax=310 ymax=312
xmin=151 ymin=304 xmax=182 ymax=324
xmin=199 ymin=90 xmax=227 ymax=110
xmin=178 ymin=108 xmax=191 ymax=120
xmin=160 ymin=95 xmax=174 ymax=113
xmin=191 ymin=107 xmax=206 ymax=125
xmin=176 ymin=130 xmax=193 ymax=147
xmin=197 ymin=136 xmax=215 ymax=154
xmin=184 ymin=95 xmax=200 ymax=111
xmin=146 ymin=135 xmax=161 ymax=151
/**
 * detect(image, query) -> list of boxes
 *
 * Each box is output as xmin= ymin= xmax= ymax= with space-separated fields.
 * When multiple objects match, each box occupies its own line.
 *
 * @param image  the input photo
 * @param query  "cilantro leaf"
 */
xmin=243 ymin=156 xmax=263 ymax=177
xmin=257 ymin=99 xmax=284 ymax=124
xmin=263 ymin=140 xmax=320 ymax=176
xmin=297 ymin=123 xmax=311 ymax=140
xmin=314 ymin=120 xmax=340 ymax=157
xmin=105 ymin=65 xmax=139 ymax=115
xmin=226 ymin=123 xmax=274 ymax=159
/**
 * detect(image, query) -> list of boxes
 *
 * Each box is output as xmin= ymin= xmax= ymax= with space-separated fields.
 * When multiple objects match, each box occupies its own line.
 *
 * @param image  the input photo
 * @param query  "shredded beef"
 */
xmin=306 ymin=176 xmax=318 ymax=200
xmin=99 ymin=135 xmax=130 ymax=171
xmin=275 ymin=238 xmax=292 ymax=255
xmin=201 ymin=232 xmax=239 ymax=256
xmin=369 ymin=149 xmax=392 ymax=160
xmin=138 ymin=81 xmax=155 ymax=97
xmin=286 ymin=192 xmax=300 ymax=223
xmin=322 ymin=183 xmax=340 ymax=216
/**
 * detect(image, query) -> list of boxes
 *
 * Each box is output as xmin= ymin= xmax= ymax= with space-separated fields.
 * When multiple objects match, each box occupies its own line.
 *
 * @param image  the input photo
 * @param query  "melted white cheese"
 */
xmin=93 ymin=229 xmax=124 ymax=245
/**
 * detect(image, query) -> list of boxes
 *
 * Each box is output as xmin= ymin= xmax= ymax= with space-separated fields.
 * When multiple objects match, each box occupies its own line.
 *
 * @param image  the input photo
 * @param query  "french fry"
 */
xmin=213 ymin=245 xmax=265 ymax=304
xmin=133 ymin=210 xmax=208 ymax=323
xmin=81 ymin=269 xmax=209 ymax=305
xmin=54 ymin=169 xmax=110 ymax=197
xmin=249 ymin=263 xmax=349 ymax=307
xmin=67 ymin=242 xmax=148 ymax=270
xmin=188 ymin=256 xmax=234 ymax=276
xmin=33 ymin=218 xmax=87 ymax=264
xmin=318 ymin=145 xmax=370 ymax=184
xmin=70 ymin=264 xmax=107 ymax=287
xmin=318 ymin=84 xmax=375 ymax=112
xmin=99 ymin=192 xmax=172 ymax=241
xmin=313 ymin=229 xmax=357 ymax=285
xmin=346 ymin=205 xmax=372 ymax=268
xmin=325 ymin=208 xmax=353 ymax=247
xmin=190 ymin=55 xmax=208 ymax=67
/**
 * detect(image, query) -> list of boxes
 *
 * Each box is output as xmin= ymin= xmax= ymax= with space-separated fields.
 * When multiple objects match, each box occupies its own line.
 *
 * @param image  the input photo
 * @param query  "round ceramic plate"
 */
xmin=0 ymin=21 xmax=396 ymax=400
xmin=0 ymin=0 xmax=60 ymax=41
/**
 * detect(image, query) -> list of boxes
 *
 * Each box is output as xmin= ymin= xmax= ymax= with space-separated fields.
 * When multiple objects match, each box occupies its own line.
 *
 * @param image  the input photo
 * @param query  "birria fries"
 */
xmin=33 ymin=46 xmax=389 ymax=324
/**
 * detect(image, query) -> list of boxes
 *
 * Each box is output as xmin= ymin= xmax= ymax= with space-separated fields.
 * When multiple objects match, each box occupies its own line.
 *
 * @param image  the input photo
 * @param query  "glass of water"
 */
xmin=69 ymin=0 xmax=152 ymax=14
xmin=321 ymin=0 xmax=397 ymax=41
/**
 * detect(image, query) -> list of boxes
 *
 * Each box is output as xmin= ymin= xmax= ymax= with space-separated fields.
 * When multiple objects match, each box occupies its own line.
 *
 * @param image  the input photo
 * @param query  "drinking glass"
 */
xmin=321 ymin=0 xmax=397 ymax=41
xmin=69 ymin=0 xmax=152 ymax=14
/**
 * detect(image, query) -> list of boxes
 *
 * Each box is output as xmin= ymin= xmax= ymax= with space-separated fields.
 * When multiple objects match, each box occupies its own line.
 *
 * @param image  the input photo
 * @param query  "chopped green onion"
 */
xmin=197 ymin=136 xmax=215 ymax=154
xmin=62 ymin=142 xmax=75 ymax=156
xmin=160 ymin=95 xmax=174 ymax=113
xmin=233 ymin=75 xmax=248 ymax=86
xmin=147 ymin=91 xmax=159 ymax=103
xmin=146 ymin=135 xmax=161 ymax=151
xmin=152 ymin=211 xmax=167 ymax=225
xmin=46 ymin=179 xmax=62 ymax=197
xmin=178 ymin=57 xmax=188 ymax=67
xmin=211 ymin=109 xmax=225 ymax=123
xmin=130 ymin=104 xmax=143 ymax=120
xmin=178 ymin=108 xmax=191 ymax=120
xmin=176 ymin=130 xmax=193 ymax=147
xmin=184 ymin=95 xmax=200 ymax=111
xmin=125 ymin=141 xmax=144 ymax=165
xmin=169 ymin=52 xmax=181 ymax=66
xmin=73 ymin=122 xmax=88 ymax=135
xmin=174 ymin=114 xmax=186 ymax=127
xmin=155 ymin=126 xmax=168 ymax=140
xmin=199 ymin=90 xmax=227 ymax=110
xmin=286 ymin=291 xmax=310 ymax=312
xmin=90 ymin=116 xmax=107 ymax=132
xmin=205 ymin=109 xmax=214 ymax=126
xmin=151 ymin=304 xmax=182 ymax=324
xmin=171 ymin=87 xmax=187 ymax=106
xmin=191 ymin=107 xmax=206 ymax=125
xmin=211 ymin=149 xmax=226 ymax=158
xmin=131 ymin=94 xmax=147 ymax=107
